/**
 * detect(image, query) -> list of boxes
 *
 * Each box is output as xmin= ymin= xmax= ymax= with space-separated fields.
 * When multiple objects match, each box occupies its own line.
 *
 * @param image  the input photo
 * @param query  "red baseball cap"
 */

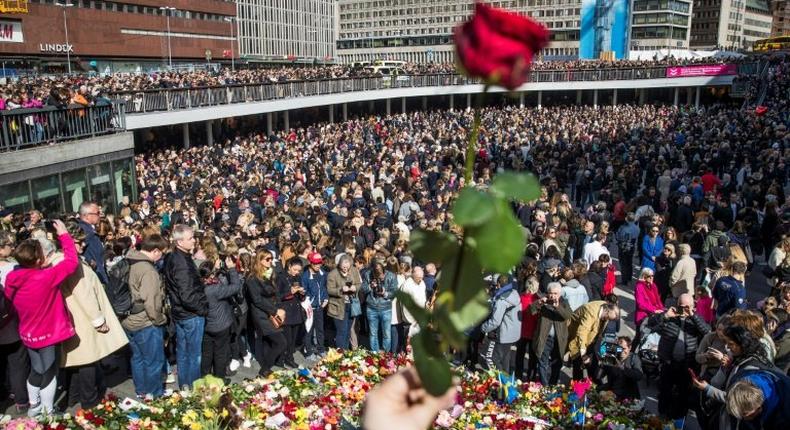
xmin=308 ymin=252 xmax=323 ymax=264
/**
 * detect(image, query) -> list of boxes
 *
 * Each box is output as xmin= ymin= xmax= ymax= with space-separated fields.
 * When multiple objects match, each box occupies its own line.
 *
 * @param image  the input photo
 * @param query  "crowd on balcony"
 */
xmin=0 ymin=55 xmax=743 ymax=105
xmin=0 ymin=53 xmax=788 ymax=428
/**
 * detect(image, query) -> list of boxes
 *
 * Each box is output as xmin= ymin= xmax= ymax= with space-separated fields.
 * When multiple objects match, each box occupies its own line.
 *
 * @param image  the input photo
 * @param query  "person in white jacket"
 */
xmin=670 ymin=244 xmax=697 ymax=299
xmin=400 ymin=266 xmax=427 ymax=338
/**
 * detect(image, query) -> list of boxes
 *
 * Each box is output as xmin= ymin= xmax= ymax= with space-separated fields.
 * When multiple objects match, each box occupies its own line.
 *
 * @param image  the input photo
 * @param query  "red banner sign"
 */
xmin=666 ymin=63 xmax=738 ymax=78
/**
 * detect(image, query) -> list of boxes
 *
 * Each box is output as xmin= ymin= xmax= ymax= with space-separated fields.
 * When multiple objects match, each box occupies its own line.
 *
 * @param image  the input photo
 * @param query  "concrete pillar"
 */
xmin=386 ymin=98 xmax=391 ymax=115
xmin=421 ymin=96 xmax=427 ymax=111
xmin=329 ymin=105 xmax=334 ymax=123
xmin=368 ymin=100 xmax=374 ymax=112
xmin=182 ymin=123 xmax=190 ymax=149
xmin=593 ymin=89 xmax=598 ymax=108
xmin=206 ymin=120 xmax=213 ymax=146
xmin=576 ymin=90 xmax=583 ymax=105
xmin=284 ymin=110 xmax=290 ymax=131
xmin=519 ymin=92 xmax=525 ymax=108
xmin=673 ymin=87 xmax=680 ymax=107
xmin=266 ymin=112 xmax=273 ymax=135
xmin=695 ymin=87 xmax=701 ymax=109
xmin=401 ymin=97 xmax=406 ymax=113
xmin=342 ymin=103 xmax=348 ymax=121
xmin=612 ymin=89 xmax=618 ymax=106
xmin=449 ymin=94 xmax=454 ymax=111
xmin=686 ymin=87 xmax=693 ymax=105
xmin=638 ymin=88 xmax=646 ymax=105
xmin=466 ymin=93 xmax=471 ymax=109
xmin=537 ymin=91 xmax=542 ymax=109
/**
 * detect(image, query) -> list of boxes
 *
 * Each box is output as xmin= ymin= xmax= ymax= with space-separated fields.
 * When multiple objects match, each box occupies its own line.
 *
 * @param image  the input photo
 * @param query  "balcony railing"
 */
xmin=112 ymin=63 xmax=758 ymax=114
xmin=0 ymin=101 xmax=127 ymax=152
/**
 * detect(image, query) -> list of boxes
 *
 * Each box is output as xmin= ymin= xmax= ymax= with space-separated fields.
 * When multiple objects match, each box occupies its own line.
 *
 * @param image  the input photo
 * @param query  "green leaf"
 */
xmin=490 ymin=172 xmax=541 ymax=202
xmin=437 ymin=244 xmax=485 ymax=309
xmin=452 ymin=188 xmax=496 ymax=227
xmin=432 ymin=297 xmax=469 ymax=349
xmin=394 ymin=291 xmax=430 ymax=327
xmin=410 ymin=229 xmax=460 ymax=263
xmin=469 ymin=200 xmax=526 ymax=273
xmin=447 ymin=288 xmax=491 ymax=332
xmin=412 ymin=330 xmax=453 ymax=396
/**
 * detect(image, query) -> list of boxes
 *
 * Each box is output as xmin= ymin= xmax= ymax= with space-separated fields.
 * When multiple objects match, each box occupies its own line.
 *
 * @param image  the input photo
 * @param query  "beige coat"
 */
xmin=670 ymin=255 xmax=697 ymax=297
xmin=55 ymin=256 xmax=128 ymax=367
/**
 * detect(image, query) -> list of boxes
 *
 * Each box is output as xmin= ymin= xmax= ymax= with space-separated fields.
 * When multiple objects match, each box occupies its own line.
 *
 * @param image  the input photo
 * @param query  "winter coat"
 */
xmin=58 ymin=259 xmax=128 ymax=367
xmin=651 ymin=311 xmax=710 ymax=363
xmin=5 ymin=233 xmax=79 ymax=349
xmin=580 ymin=270 xmax=605 ymax=301
xmin=634 ymin=280 xmax=664 ymax=327
xmin=326 ymin=267 xmax=362 ymax=320
xmin=669 ymin=255 xmax=697 ymax=298
xmin=641 ymin=235 xmax=664 ymax=271
xmin=245 ymin=275 xmax=281 ymax=336
xmin=0 ymin=259 xmax=20 ymax=345
xmin=79 ymin=220 xmax=109 ymax=285
xmin=301 ymin=268 xmax=328 ymax=309
xmin=481 ymin=285 xmax=522 ymax=344
xmin=600 ymin=352 xmax=643 ymax=400
xmin=774 ymin=323 xmax=790 ymax=374
xmin=204 ymin=269 xmax=242 ymax=334
xmin=520 ymin=293 xmax=540 ymax=340
xmin=568 ymin=301 xmax=611 ymax=358
xmin=276 ymin=271 xmax=306 ymax=326
xmin=561 ymin=279 xmax=589 ymax=312
xmin=123 ymin=250 xmax=167 ymax=332
xmin=163 ymin=248 xmax=208 ymax=321
xmin=530 ymin=297 xmax=573 ymax=358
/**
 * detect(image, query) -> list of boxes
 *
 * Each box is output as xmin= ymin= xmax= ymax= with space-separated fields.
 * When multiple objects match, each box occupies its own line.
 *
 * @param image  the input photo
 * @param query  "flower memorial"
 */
xmin=3 ymin=349 xmax=670 ymax=430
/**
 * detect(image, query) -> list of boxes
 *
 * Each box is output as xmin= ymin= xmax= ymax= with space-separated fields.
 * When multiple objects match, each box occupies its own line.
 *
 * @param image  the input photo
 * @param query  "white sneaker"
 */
xmin=166 ymin=373 xmax=176 ymax=384
xmin=243 ymin=356 xmax=252 ymax=368
xmin=27 ymin=403 xmax=43 ymax=418
xmin=229 ymin=359 xmax=240 ymax=372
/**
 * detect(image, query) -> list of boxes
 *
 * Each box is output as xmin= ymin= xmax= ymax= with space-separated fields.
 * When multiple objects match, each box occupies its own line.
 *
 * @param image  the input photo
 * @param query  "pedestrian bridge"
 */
xmin=119 ymin=64 xmax=751 ymax=132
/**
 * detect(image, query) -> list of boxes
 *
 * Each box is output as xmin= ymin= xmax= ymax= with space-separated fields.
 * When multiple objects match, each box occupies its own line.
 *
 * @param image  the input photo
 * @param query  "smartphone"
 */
xmin=687 ymin=368 xmax=699 ymax=381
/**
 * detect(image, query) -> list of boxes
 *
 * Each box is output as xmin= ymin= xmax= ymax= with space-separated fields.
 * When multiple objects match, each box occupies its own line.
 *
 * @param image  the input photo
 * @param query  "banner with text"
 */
xmin=0 ymin=20 xmax=23 ymax=43
xmin=666 ymin=64 xmax=737 ymax=78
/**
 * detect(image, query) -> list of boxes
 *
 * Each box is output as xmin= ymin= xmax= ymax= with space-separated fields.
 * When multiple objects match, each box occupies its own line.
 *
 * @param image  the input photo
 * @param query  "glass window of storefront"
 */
xmin=0 ymin=180 xmax=31 ymax=214
xmin=31 ymin=175 xmax=63 ymax=216
xmin=0 ymin=157 xmax=135 ymax=218
xmin=62 ymin=168 xmax=89 ymax=214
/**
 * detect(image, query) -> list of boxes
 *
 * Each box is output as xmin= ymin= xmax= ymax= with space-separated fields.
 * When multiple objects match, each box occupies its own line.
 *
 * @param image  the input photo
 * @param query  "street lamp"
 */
xmin=55 ymin=2 xmax=73 ymax=74
xmin=159 ymin=6 xmax=177 ymax=69
xmin=224 ymin=17 xmax=236 ymax=71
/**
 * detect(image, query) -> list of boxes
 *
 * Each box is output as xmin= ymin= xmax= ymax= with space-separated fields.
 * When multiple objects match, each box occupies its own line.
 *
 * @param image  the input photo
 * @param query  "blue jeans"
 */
xmin=333 ymin=306 xmax=352 ymax=350
xmin=366 ymin=307 xmax=392 ymax=352
xmin=126 ymin=325 xmax=165 ymax=397
xmin=305 ymin=307 xmax=326 ymax=354
xmin=175 ymin=317 xmax=204 ymax=389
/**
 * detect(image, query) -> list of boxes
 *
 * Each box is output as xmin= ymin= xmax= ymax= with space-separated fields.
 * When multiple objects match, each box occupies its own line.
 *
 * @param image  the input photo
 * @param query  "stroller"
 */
xmin=636 ymin=318 xmax=661 ymax=384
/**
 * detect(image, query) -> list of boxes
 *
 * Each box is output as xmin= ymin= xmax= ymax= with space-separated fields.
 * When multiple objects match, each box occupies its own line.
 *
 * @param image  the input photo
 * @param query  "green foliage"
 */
xmin=411 ymin=330 xmax=453 ymax=396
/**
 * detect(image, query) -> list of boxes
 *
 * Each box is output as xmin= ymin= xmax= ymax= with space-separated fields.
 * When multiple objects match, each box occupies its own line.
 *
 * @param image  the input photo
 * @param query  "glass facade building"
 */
xmin=0 ymin=158 xmax=136 ymax=216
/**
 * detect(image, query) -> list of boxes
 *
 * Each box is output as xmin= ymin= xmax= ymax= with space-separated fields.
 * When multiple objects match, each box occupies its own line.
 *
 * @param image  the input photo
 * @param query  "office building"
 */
xmin=236 ymin=0 xmax=336 ymax=63
xmin=772 ymin=0 xmax=789 ymax=36
xmin=630 ymin=0 xmax=694 ymax=52
xmin=690 ymin=0 xmax=771 ymax=49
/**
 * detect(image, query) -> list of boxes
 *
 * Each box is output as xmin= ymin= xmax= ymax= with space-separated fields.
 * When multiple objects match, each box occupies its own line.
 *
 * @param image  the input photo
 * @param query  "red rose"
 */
xmin=454 ymin=2 xmax=549 ymax=90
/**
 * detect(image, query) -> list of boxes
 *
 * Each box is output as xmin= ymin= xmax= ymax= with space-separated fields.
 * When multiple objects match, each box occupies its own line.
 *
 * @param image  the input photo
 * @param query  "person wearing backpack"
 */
xmin=0 ymin=230 xmax=31 ymax=414
xmin=122 ymin=234 xmax=169 ymax=397
xmin=480 ymin=275 xmax=521 ymax=373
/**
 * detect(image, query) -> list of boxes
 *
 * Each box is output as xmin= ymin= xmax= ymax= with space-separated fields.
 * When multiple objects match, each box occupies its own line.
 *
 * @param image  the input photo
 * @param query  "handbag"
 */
xmin=349 ymin=296 xmax=362 ymax=318
xmin=269 ymin=312 xmax=285 ymax=329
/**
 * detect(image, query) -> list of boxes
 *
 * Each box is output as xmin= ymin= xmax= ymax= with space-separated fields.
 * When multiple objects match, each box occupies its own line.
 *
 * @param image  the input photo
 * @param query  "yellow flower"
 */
xmin=221 ymin=409 xmax=230 ymax=418
xmin=190 ymin=423 xmax=203 ymax=430
xmin=203 ymin=409 xmax=215 ymax=419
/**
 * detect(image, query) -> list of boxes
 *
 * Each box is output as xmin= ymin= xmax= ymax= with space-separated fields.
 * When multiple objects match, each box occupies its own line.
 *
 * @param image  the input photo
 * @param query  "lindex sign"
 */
xmin=205 ymin=49 xmax=212 ymax=61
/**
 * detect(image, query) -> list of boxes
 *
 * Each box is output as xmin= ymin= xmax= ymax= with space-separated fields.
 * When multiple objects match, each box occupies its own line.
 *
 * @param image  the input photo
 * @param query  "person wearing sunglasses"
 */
xmin=245 ymin=250 xmax=286 ymax=377
xmin=641 ymin=224 xmax=664 ymax=272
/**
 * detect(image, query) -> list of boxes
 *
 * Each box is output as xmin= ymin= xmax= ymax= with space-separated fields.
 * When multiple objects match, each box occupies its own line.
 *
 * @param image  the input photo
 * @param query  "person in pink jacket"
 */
xmin=634 ymin=267 xmax=665 ymax=327
xmin=4 ymin=219 xmax=78 ymax=417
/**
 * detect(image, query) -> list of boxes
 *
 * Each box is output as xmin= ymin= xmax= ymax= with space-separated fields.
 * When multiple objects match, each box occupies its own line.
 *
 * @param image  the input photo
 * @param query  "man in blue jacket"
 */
xmin=726 ymin=369 xmax=790 ymax=429
xmin=78 ymin=201 xmax=109 ymax=285
xmin=301 ymin=252 xmax=328 ymax=359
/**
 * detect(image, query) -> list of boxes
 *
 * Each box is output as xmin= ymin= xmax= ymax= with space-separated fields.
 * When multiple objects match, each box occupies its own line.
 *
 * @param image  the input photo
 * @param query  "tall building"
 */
xmin=236 ymin=0 xmax=335 ymax=63
xmin=772 ymin=0 xmax=790 ymax=36
xmin=689 ymin=0 xmax=771 ymax=50
xmin=630 ymin=0 xmax=694 ymax=53
xmin=335 ymin=0 xmax=632 ymax=64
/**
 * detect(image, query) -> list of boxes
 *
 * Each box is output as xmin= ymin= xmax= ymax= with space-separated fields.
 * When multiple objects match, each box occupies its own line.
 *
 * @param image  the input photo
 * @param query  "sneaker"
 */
xmin=27 ymin=403 xmax=43 ymax=418
xmin=165 ymin=373 xmax=176 ymax=384
xmin=243 ymin=356 xmax=252 ymax=368
xmin=229 ymin=359 xmax=241 ymax=372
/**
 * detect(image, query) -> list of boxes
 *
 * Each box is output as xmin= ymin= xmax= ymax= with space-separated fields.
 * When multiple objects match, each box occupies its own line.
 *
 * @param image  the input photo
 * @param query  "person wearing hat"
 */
xmin=301 ymin=251 xmax=328 ymax=359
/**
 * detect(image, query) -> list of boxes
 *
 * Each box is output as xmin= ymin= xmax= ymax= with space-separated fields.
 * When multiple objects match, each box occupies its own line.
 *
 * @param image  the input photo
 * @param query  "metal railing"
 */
xmin=0 ymin=101 xmax=127 ymax=152
xmin=113 ymin=63 xmax=758 ymax=114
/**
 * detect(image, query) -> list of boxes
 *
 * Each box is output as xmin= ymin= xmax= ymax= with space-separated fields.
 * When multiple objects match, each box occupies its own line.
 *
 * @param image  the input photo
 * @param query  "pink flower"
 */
xmin=571 ymin=378 xmax=592 ymax=399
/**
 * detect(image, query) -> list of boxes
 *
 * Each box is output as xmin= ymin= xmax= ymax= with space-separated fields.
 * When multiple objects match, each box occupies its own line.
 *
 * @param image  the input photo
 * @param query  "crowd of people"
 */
xmin=0 ymin=53 xmax=788 ymax=428
xmin=0 ymin=56 xmax=740 ymax=110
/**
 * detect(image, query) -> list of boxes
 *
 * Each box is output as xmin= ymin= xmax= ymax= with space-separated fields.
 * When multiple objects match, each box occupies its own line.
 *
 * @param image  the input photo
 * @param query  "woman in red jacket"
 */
xmin=4 ymin=219 xmax=79 ymax=416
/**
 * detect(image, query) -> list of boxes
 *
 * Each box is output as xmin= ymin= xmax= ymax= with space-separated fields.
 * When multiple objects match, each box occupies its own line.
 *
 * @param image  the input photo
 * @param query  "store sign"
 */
xmin=0 ymin=20 xmax=24 ymax=43
xmin=666 ymin=64 xmax=737 ymax=78
xmin=39 ymin=43 xmax=74 ymax=53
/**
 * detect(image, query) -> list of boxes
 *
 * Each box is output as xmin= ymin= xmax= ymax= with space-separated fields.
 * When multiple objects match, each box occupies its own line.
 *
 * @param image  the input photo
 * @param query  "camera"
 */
xmin=598 ymin=336 xmax=624 ymax=366
xmin=43 ymin=220 xmax=56 ymax=233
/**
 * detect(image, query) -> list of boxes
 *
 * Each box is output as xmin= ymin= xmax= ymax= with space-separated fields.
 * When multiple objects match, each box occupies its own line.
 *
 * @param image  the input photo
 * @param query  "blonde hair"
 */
xmin=726 ymin=379 xmax=764 ymax=420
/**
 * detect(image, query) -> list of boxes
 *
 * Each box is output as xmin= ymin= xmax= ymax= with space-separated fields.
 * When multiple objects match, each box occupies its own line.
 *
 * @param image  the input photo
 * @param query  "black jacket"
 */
xmin=204 ymin=269 xmax=242 ymax=334
xmin=246 ymin=275 xmax=281 ymax=336
xmin=164 ymin=248 xmax=209 ymax=321
xmin=651 ymin=312 xmax=710 ymax=363
xmin=601 ymin=353 xmax=643 ymax=400
xmin=276 ymin=271 xmax=306 ymax=326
